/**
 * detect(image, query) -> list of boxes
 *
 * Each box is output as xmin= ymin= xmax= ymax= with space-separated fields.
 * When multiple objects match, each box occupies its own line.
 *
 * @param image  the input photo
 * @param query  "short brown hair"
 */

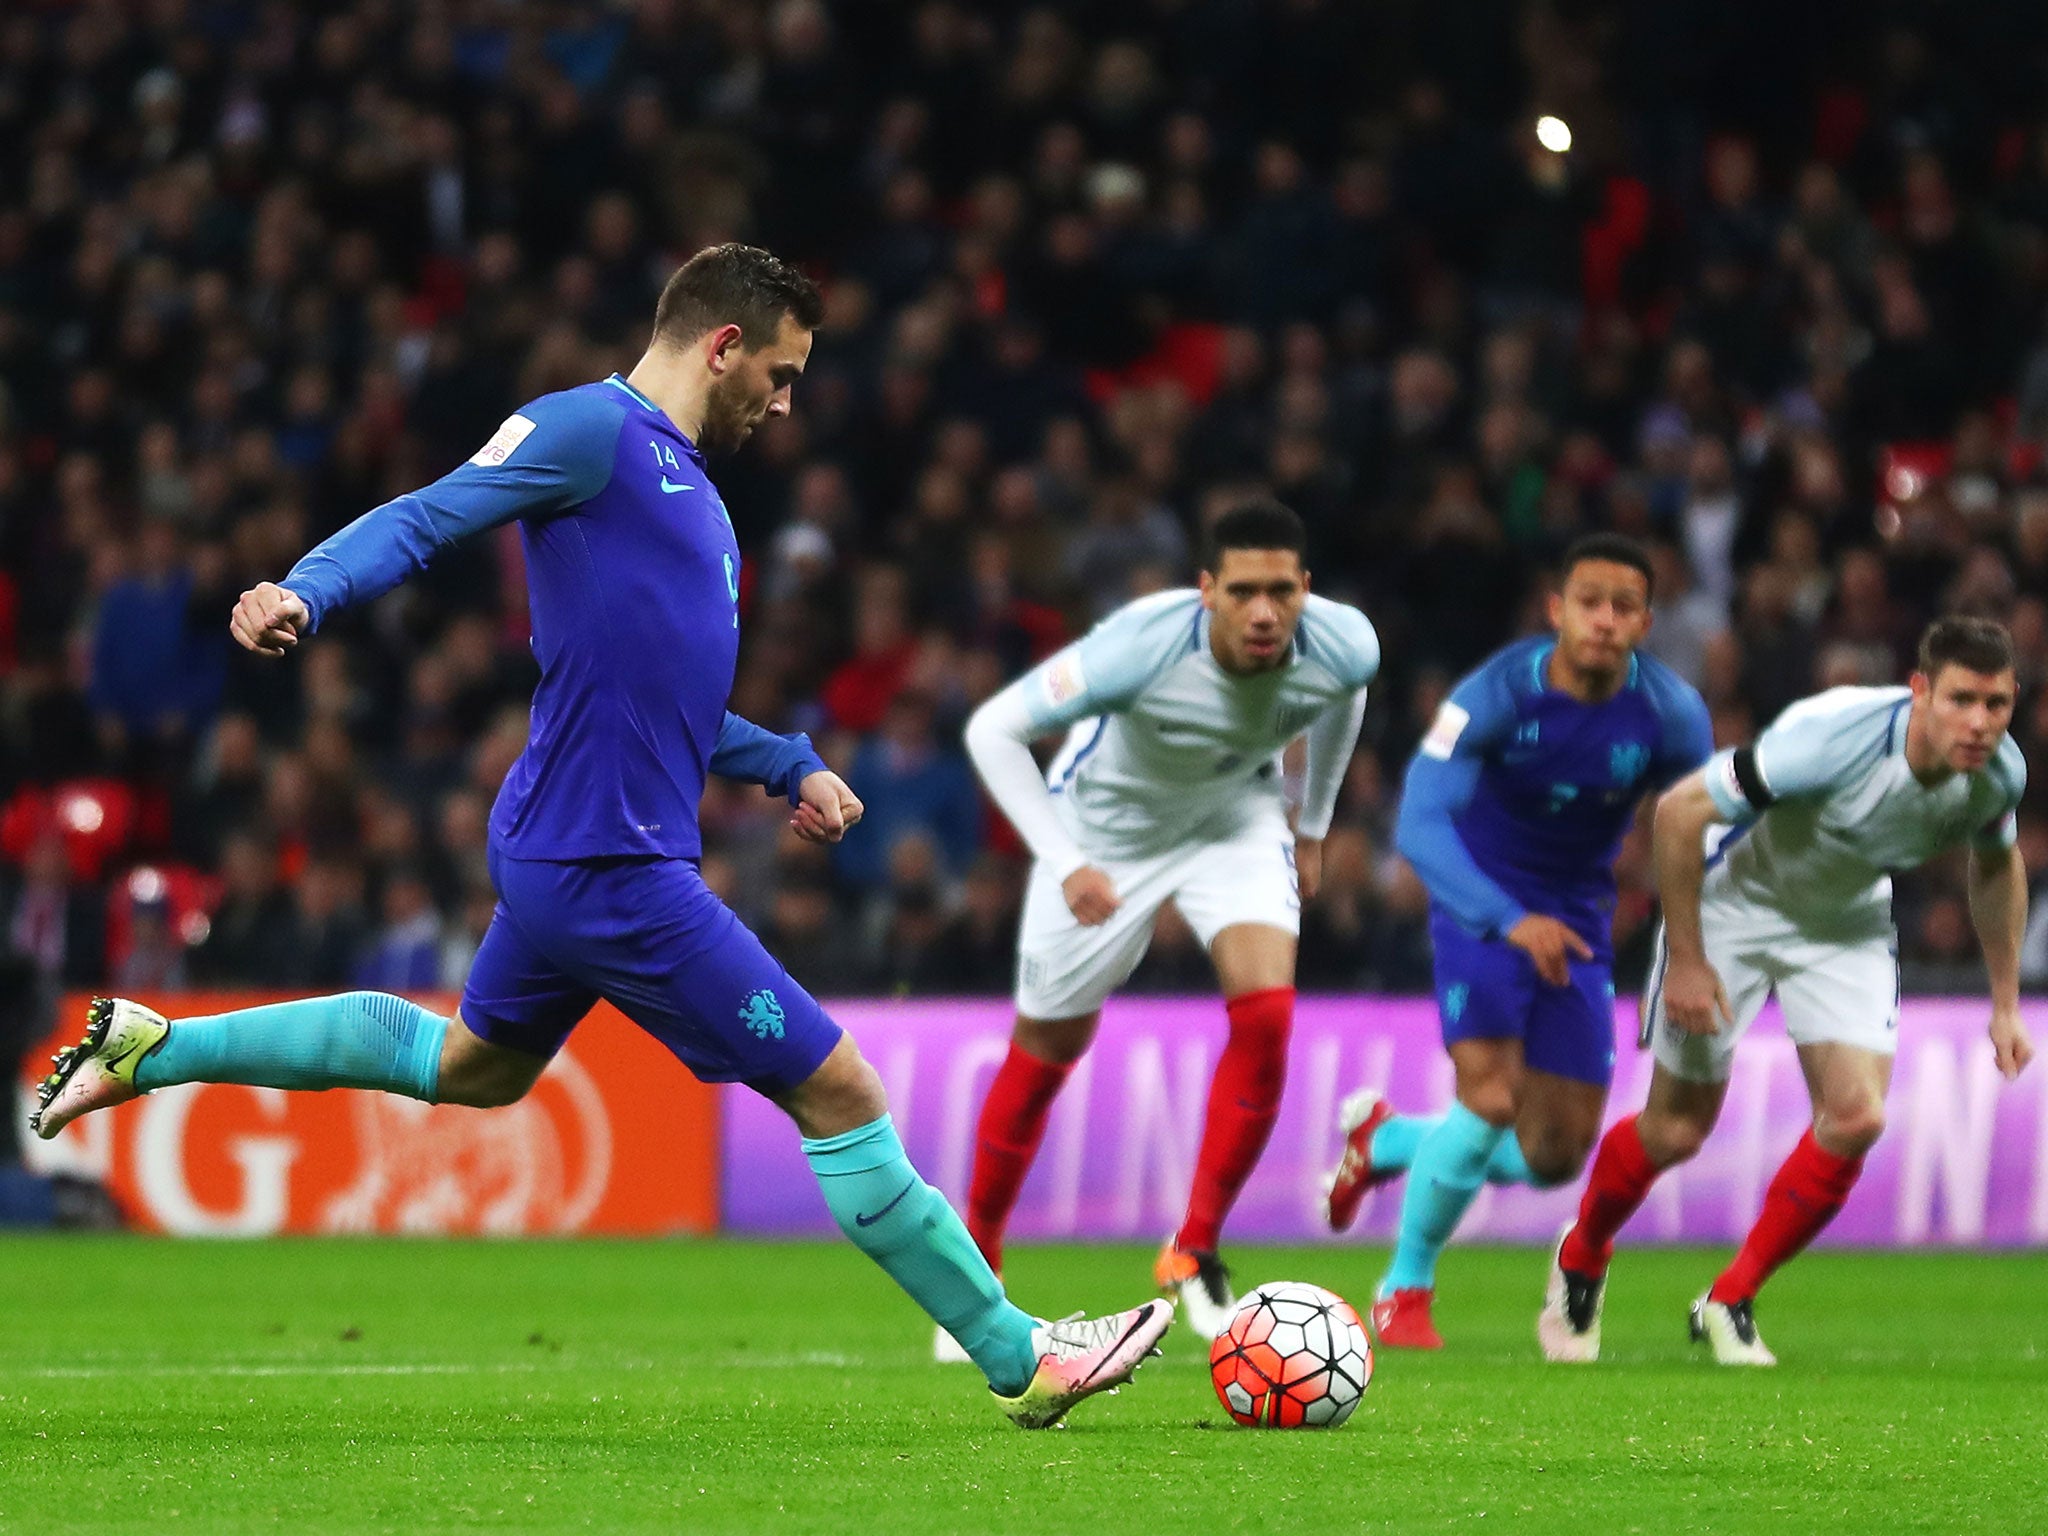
xmin=1918 ymin=615 xmax=2015 ymax=679
xmin=652 ymin=243 xmax=823 ymax=351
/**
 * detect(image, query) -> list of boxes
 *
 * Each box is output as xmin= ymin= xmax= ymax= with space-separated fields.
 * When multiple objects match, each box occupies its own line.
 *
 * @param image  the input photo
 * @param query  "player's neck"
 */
xmin=1901 ymin=706 xmax=1957 ymax=785
xmin=623 ymin=348 xmax=708 ymax=443
xmin=1544 ymin=644 xmax=1624 ymax=704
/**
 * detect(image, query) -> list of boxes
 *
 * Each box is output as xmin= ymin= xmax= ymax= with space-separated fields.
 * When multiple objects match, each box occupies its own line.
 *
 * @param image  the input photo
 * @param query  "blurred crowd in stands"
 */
xmin=7 ymin=0 xmax=2048 ymax=1088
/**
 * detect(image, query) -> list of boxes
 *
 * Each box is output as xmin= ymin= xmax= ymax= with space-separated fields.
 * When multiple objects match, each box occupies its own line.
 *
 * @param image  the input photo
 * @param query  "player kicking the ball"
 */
xmin=32 ymin=244 xmax=1168 ymax=1428
xmin=956 ymin=501 xmax=1378 ymax=1342
xmin=1323 ymin=535 xmax=1712 ymax=1349
xmin=1544 ymin=616 xmax=2031 ymax=1365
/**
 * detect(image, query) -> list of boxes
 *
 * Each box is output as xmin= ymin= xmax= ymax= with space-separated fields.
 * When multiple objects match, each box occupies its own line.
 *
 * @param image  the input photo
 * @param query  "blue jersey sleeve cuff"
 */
xmin=782 ymin=735 xmax=829 ymax=806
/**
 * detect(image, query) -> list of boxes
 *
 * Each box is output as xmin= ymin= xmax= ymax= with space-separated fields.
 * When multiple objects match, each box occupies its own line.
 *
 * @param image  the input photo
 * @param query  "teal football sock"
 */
xmin=133 ymin=992 xmax=446 ymax=1101
xmin=1486 ymin=1128 xmax=1535 ymax=1186
xmin=803 ymin=1115 xmax=1038 ymax=1396
xmin=1379 ymin=1101 xmax=1504 ymax=1296
xmin=1372 ymin=1112 xmax=1530 ymax=1186
xmin=1368 ymin=1113 xmax=1427 ymax=1172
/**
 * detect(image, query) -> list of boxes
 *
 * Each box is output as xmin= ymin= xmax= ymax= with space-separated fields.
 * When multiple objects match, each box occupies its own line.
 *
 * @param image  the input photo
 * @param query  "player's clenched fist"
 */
xmin=230 ymin=582 xmax=309 ymax=657
xmin=1061 ymin=866 xmax=1120 ymax=926
xmin=1991 ymin=1005 xmax=2034 ymax=1081
xmin=791 ymin=770 xmax=864 ymax=844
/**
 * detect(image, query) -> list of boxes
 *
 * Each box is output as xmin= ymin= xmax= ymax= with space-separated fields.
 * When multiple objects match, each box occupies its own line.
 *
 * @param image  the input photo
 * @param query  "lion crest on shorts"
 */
xmin=739 ymin=988 xmax=786 ymax=1040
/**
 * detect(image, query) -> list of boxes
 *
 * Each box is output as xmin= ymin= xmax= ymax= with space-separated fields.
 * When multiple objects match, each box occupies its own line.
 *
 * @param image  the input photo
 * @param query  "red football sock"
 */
xmin=1176 ymin=987 xmax=1294 ymax=1254
xmin=965 ymin=1042 xmax=1073 ymax=1273
xmin=1710 ymin=1129 xmax=1863 ymax=1303
xmin=1560 ymin=1115 xmax=1660 ymax=1278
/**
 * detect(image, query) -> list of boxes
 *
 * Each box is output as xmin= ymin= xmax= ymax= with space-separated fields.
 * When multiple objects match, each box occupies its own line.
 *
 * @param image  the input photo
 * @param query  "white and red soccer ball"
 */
xmin=1208 ymin=1280 xmax=1373 ymax=1428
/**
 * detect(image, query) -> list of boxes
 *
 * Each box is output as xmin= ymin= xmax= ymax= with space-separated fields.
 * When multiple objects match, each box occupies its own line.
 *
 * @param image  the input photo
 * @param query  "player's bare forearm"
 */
xmin=1967 ymin=842 xmax=2028 ymax=1013
xmin=1651 ymin=772 xmax=1722 ymax=963
xmin=1295 ymin=835 xmax=1322 ymax=902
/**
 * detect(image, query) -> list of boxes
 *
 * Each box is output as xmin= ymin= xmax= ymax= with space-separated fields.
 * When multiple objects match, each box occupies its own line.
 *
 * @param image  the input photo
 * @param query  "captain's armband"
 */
xmin=1705 ymin=746 xmax=1771 ymax=822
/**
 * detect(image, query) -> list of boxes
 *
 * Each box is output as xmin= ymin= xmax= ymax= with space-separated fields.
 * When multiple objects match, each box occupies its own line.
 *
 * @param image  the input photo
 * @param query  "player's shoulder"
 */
xmin=530 ymin=380 xmax=633 ymax=436
xmin=1766 ymin=684 xmax=1909 ymax=739
xmin=1423 ymin=636 xmax=1543 ymax=753
xmin=1463 ymin=635 xmax=1550 ymax=707
xmin=1073 ymin=589 xmax=1205 ymax=695
xmin=1629 ymin=648 xmax=1694 ymax=703
xmin=1086 ymin=588 xmax=1204 ymax=647
xmin=1297 ymin=594 xmax=1380 ymax=687
xmin=472 ymin=382 xmax=629 ymax=467
xmin=1989 ymin=733 xmax=2028 ymax=802
xmin=1629 ymin=650 xmax=1710 ymax=723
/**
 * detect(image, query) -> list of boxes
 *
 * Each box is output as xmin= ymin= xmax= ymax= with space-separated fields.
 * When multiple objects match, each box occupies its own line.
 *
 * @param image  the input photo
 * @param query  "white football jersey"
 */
xmin=1006 ymin=589 xmax=1380 ymax=861
xmin=1702 ymin=685 xmax=2026 ymax=940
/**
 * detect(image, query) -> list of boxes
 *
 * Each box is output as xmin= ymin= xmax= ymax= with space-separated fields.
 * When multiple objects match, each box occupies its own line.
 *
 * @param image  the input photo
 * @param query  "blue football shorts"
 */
xmin=1427 ymin=910 xmax=1617 ymax=1087
xmin=460 ymin=846 xmax=842 ymax=1094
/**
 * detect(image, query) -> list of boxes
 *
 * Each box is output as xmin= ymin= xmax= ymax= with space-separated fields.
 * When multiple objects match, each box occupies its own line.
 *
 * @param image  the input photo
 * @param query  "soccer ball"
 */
xmin=1208 ymin=1281 xmax=1372 ymax=1428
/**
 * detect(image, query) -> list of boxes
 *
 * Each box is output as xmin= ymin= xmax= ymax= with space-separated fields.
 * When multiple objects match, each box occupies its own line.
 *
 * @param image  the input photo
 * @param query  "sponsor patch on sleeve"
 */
xmin=1041 ymin=652 xmax=1088 ymax=711
xmin=1418 ymin=701 xmax=1470 ymax=760
xmin=469 ymin=413 xmax=538 ymax=467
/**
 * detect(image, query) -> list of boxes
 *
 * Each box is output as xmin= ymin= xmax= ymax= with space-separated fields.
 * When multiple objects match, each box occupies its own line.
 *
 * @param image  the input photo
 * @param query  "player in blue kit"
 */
xmin=32 ymin=244 xmax=1169 ymax=1427
xmin=1321 ymin=535 xmax=1713 ymax=1348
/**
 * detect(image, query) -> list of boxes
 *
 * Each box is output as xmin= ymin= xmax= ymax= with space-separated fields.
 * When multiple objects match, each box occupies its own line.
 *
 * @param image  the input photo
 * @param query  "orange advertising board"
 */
xmin=20 ymin=993 xmax=719 ymax=1235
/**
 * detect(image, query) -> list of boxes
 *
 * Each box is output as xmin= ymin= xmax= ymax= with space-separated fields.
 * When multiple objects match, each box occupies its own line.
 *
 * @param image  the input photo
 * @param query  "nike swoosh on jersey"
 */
xmin=659 ymin=477 xmax=696 ymax=493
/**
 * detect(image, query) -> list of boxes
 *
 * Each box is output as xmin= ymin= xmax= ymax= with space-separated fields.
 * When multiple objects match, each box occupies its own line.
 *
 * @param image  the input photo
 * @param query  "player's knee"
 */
xmin=1459 ymin=1080 xmax=1519 ymax=1129
xmin=1638 ymin=1108 xmax=1711 ymax=1167
xmin=1014 ymin=1015 xmax=1095 ymax=1066
xmin=1818 ymin=1101 xmax=1885 ymax=1156
xmin=1522 ymin=1136 xmax=1589 ymax=1189
xmin=436 ymin=1060 xmax=533 ymax=1109
xmin=781 ymin=1036 xmax=888 ymax=1139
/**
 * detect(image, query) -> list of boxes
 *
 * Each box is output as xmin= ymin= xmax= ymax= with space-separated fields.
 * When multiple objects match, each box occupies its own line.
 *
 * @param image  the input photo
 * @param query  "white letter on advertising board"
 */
xmin=1897 ymin=1037 xmax=2000 ymax=1243
xmin=1113 ymin=1035 xmax=1210 ymax=1233
xmin=938 ymin=1033 xmax=1011 ymax=1202
xmin=135 ymin=1085 xmax=299 ymax=1236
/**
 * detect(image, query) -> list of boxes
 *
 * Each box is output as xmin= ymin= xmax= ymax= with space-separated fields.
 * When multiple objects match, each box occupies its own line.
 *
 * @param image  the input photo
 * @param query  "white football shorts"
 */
xmin=1644 ymin=894 xmax=1900 ymax=1083
xmin=1013 ymin=814 xmax=1301 ymax=1019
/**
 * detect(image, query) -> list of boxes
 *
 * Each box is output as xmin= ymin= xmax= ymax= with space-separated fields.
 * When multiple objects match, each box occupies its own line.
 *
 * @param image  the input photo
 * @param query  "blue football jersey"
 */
xmin=1395 ymin=635 xmax=1714 ymax=948
xmin=284 ymin=373 xmax=825 ymax=862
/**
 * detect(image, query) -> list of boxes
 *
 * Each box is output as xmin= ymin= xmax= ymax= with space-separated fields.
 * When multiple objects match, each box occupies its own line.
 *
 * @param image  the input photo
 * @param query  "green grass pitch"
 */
xmin=3 ymin=1237 xmax=2043 ymax=1533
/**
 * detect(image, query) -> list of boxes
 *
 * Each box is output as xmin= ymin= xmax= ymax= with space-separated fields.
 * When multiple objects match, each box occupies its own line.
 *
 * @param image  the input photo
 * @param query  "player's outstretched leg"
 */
xmin=1160 ymin=984 xmax=1294 ymax=1338
xmin=794 ymin=1038 xmax=1170 ymax=1427
xmin=1372 ymin=1100 xmax=1508 ymax=1348
xmin=32 ymin=993 xmax=447 ymax=1138
xmin=1325 ymin=1091 xmax=1534 ymax=1230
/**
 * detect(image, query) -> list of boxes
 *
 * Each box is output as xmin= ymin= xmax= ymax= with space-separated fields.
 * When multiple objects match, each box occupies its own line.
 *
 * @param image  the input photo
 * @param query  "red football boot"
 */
xmin=1370 ymin=1287 xmax=1444 ymax=1350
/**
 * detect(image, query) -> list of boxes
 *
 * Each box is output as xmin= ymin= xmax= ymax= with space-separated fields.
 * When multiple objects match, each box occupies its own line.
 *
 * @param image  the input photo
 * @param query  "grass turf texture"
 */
xmin=2 ymin=1239 xmax=2043 ymax=1533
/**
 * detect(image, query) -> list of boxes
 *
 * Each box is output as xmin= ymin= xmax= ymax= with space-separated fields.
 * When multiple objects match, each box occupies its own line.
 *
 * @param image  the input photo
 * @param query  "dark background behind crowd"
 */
xmin=6 ymin=0 xmax=2048 ymax=1114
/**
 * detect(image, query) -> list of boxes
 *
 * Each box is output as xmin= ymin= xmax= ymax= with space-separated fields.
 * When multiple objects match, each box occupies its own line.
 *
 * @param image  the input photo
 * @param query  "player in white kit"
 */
xmin=1543 ymin=617 xmax=2033 ymax=1365
xmin=953 ymin=501 xmax=1378 ymax=1342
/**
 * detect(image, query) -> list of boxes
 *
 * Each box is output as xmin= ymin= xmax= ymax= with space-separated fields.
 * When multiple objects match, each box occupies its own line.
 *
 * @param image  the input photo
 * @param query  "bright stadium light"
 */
xmin=1536 ymin=115 xmax=1572 ymax=154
